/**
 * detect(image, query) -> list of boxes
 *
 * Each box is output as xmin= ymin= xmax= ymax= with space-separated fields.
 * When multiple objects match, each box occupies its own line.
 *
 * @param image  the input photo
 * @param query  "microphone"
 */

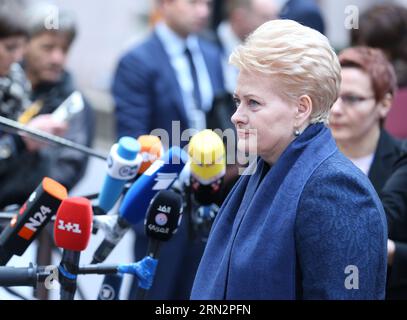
xmin=187 ymin=130 xmax=225 ymax=241
xmin=188 ymin=129 xmax=226 ymax=206
xmin=54 ymin=197 xmax=93 ymax=300
xmin=0 ymin=178 xmax=68 ymax=265
xmin=137 ymin=135 xmax=163 ymax=175
xmin=144 ymin=190 xmax=183 ymax=258
xmin=96 ymin=137 xmax=141 ymax=214
xmin=136 ymin=189 xmax=183 ymax=299
xmin=91 ymin=146 xmax=188 ymax=264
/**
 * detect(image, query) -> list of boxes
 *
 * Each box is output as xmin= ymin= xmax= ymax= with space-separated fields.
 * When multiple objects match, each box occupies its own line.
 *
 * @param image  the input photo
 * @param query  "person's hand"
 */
xmin=388 ymin=239 xmax=396 ymax=266
xmin=23 ymin=114 xmax=68 ymax=152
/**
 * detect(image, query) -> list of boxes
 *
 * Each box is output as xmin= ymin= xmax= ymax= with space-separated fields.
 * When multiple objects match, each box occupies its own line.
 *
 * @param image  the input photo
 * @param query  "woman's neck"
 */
xmin=337 ymin=126 xmax=381 ymax=159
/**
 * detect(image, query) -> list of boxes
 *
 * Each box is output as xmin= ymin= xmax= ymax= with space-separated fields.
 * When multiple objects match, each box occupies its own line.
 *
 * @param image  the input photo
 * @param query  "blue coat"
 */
xmin=112 ymin=31 xmax=224 ymax=143
xmin=191 ymin=124 xmax=387 ymax=299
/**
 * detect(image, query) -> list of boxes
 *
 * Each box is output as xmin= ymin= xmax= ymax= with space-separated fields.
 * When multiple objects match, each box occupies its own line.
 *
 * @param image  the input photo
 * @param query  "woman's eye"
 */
xmin=248 ymin=99 xmax=260 ymax=108
xmin=233 ymin=97 xmax=241 ymax=108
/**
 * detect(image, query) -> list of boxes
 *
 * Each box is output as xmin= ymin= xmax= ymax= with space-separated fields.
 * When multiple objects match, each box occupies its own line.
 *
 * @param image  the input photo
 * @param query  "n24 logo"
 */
xmin=17 ymin=205 xmax=52 ymax=240
xmin=23 ymin=206 xmax=52 ymax=232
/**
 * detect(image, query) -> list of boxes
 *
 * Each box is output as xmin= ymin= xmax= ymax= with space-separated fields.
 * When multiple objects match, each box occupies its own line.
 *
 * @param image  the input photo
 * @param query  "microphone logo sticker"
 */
xmin=57 ymin=219 xmax=82 ymax=234
xmin=155 ymin=213 xmax=168 ymax=226
xmin=99 ymin=284 xmax=116 ymax=300
xmin=148 ymin=224 xmax=170 ymax=234
xmin=119 ymin=165 xmax=139 ymax=178
xmin=28 ymin=191 xmax=37 ymax=203
xmin=152 ymin=173 xmax=178 ymax=190
xmin=158 ymin=205 xmax=171 ymax=214
xmin=144 ymin=159 xmax=165 ymax=176
xmin=18 ymin=205 xmax=52 ymax=240
xmin=107 ymin=155 xmax=113 ymax=168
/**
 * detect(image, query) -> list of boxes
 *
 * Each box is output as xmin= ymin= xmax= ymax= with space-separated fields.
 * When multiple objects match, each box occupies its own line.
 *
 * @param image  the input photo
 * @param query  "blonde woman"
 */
xmin=191 ymin=20 xmax=387 ymax=300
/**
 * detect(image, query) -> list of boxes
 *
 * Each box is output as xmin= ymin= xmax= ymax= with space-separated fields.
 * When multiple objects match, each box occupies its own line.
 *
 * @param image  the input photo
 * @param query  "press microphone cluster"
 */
xmin=0 ymin=130 xmax=228 ymax=300
xmin=91 ymin=146 xmax=188 ymax=264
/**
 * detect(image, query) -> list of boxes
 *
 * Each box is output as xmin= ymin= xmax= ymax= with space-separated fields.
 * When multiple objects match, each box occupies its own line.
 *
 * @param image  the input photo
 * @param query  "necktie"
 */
xmin=184 ymin=47 xmax=202 ymax=110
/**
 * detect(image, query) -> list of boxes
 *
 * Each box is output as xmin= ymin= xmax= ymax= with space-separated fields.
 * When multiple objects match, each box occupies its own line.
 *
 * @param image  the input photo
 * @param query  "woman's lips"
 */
xmin=329 ymin=123 xmax=344 ymax=130
xmin=237 ymin=129 xmax=252 ymax=139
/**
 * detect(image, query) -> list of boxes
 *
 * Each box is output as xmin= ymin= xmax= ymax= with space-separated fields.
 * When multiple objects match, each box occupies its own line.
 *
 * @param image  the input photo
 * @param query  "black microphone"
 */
xmin=137 ymin=189 xmax=183 ymax=299
xmin=0 ymin=178 xmax=68 ymax=265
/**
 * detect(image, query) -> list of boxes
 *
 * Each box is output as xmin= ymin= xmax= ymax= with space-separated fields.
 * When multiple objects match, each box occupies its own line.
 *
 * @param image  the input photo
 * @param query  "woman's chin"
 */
xmin=237 ymin=140 xmax=257 ymax=156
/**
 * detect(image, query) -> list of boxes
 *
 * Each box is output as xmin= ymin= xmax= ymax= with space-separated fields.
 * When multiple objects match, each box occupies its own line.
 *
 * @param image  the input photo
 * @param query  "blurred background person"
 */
xmin=329 ymin=46 xmax=407 ymax=300
xmin=383 ymin=147 xmax=407 ymax=299
xmin=351 ymin=4 xmax=407 ymax=139
xmin=381 ymin=143 xmax=407 ymax=299
xmin=329 ymin=46 xmax=404 ymax=194
xmin=0 ymin=1 xmax=95 ymax=208
xmin=0 ymin=0 xmax=30 ymax=142
xmin=216 ymin=0 xmax=279 ymax=94
xmin=0 ymin=0 xmax=29 ymax=234
xmin=279 ymin=0 xmax=325 ymax=34
xmin=113 ymin=0 xmax=224 ymax=144
xmin=112 ymin=0 xmax=224 ymax=300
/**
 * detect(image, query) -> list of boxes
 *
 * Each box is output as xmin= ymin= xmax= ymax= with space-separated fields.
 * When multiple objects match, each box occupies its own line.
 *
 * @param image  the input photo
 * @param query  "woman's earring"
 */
xmin=294 ymin=129 xmax=300 ymax=137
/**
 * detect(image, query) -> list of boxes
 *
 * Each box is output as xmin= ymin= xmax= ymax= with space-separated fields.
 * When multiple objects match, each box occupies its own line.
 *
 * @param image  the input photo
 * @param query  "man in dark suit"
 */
xmin=382 ymin=148 xmax=407 ymax=299
xmin=112 ymin=0 xmax=224 ymax=300
xmin=113 ymin=0 xmax=224 ymax=147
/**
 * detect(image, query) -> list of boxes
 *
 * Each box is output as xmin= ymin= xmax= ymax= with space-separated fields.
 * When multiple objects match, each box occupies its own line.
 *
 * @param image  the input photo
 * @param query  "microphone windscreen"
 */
xmin=137 ymin=135 xmax=163 ymax=174
xmin=0 ymin=177 xmax=67 ymax=257
xmin=188 ymin=130 xmax=226 ymax=185
xmin=145 ymin=190 xmax=183 ymax=242
xmin=98 ymin=137 xmax=141 ymax=213
xmin=54 ymin=197 xmax=93 ymax=251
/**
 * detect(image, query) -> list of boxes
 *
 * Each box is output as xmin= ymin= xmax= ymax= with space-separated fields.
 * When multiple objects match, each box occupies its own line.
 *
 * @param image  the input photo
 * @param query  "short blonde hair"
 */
xmin=230 ymin=19 xmax=341 ymax=124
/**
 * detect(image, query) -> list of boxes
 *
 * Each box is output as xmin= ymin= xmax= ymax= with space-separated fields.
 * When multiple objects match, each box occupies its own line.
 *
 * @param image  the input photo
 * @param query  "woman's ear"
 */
xmin=378 ymin=93 xmax=393 ymax=119
xmin=296 ymin=95 xmax=313 ymax=127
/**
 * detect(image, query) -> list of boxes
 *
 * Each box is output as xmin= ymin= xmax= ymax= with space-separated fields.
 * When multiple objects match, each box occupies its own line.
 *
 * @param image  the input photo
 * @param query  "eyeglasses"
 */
xmin=338 ymin=94 xmax=375 ymax=107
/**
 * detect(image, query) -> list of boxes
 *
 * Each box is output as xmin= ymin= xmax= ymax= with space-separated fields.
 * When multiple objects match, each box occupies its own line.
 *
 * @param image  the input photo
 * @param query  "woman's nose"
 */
xmin=231 ymin=105 xmax=248 ymax=126
xmin=330 ymin=98 xmax=344 ymax=116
